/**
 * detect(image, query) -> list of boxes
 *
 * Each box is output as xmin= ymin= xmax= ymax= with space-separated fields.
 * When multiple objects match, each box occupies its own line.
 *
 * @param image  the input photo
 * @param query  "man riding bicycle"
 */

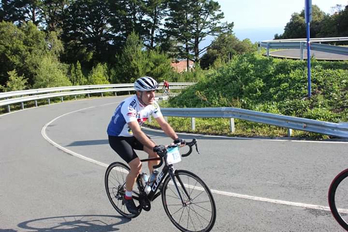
xmin=107 ymin=76 xmax=183 ymax=214
xmin=163 ymin=80 xmax=170 ymax=93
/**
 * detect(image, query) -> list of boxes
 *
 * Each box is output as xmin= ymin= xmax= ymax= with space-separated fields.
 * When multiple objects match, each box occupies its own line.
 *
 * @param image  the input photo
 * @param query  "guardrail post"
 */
xmin=300 ymin=42 xmax=304 ymax=60
xmin=266 ymin=43 xmax=270 ymax=57
xmin=287 ymin=129 xmax=293 ymax=137
xmin=191 ymin=117 xmax=195 ymax=131
xmin=35 ymin=100 xmax=38 ymax=107
xmin=21 ymin=102 xmax=24 ymax=110
xmin=101 ymin=93 xmax=104 ymax=97
xmin=7 ymin=105 xmax=10 ymax=112
xmin=61 ymin=97 xmax=64 ymax=102
xmin=48 ymin=99 xmax=51 ymax=105
xmin=114 ymin=92 xmax=117 ymax=96
xmin=230 ymin=118 xmax=235 ymax=133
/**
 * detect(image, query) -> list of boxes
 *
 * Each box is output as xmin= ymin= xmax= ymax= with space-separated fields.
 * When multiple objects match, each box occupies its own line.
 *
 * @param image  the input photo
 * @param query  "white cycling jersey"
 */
xmin=107 ymin=95 xmax=162 ymax=137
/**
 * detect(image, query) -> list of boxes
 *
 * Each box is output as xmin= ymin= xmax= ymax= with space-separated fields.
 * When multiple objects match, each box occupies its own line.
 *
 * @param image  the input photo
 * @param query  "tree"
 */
xmin=200 ymin=33 xmax=256 ymax=69
xmin=165 ymin=0 xmax=197 ymax=67
xmin=33 ymin=55 xmax=71 ymax=88
xmin=165 ymin=0 xmax=233 ymax=69
xmin=277 ymin=5 xmax=327 ymax=39
xmin=41 ymin=0 xmax=69 ymax=32
xmin=0 ymin=70 xmax=28 ymax=91
xmin=0 ymin=21 xmax=49 ymax=86
xmin=87 ymin=63 xmax=109 ymax=85
xmin=114 ymin=32 xmax=148 ymax=83
xmin=108 ymin=0 xmax=145 ymax=47
xmin=0 ymin=21 xmax=26 ymax=86
xmin=61 ymin=0 xmax=113 ymax=67
xmin=279 ymin=13 xmax=306 ymax=38
xmin=142 ymin=0 xmax=168 ymax=49
xmin=70 ymin=61 xmax=87 ymax=85
xmin=0 ymin=0 xmax=28 ymax=24
xmin=146 ymin=48 xmax=173 ymax=81
xmin=335 ymin=5 xmax=348 ymax=36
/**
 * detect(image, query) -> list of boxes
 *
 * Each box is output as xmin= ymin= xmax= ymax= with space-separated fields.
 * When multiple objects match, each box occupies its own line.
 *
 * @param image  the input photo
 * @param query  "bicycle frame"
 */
xmin=138 ymin=157 xmax=188 ymax=204
xmin=105 ymin=138 xmax=217 ymax=231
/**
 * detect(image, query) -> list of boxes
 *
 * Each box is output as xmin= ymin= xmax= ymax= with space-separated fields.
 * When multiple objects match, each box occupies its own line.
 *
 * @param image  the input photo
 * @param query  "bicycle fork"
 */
xmin=168 ymin=167 xmax=191 ymax=206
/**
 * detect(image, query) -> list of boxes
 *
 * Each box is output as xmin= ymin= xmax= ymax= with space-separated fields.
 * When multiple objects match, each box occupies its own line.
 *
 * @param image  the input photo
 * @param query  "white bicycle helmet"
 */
xmin=134 ymin=76 xmax=159 ymax=91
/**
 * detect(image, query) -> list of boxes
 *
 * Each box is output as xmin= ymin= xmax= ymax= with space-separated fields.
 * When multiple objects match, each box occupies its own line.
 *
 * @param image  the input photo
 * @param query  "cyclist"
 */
xmin=163 ymin=80 xmax=170 ymax=93
xmin=107 ymin=76 xmax=183 ymax=214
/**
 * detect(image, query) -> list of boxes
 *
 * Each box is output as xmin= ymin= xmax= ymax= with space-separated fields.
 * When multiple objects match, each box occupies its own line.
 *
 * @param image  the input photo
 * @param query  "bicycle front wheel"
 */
xmin=328 ymin=168 xmax=348 ymax=230
xmin=105 ymin=162 xmax=141 ymax=218
xmin=161 ymin=170 xmax=216 ymax=232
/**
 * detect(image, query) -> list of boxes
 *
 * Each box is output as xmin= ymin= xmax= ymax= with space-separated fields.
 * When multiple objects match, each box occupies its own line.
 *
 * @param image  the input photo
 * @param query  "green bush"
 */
xmin=160 ymin=53 xmax=348 ymax=138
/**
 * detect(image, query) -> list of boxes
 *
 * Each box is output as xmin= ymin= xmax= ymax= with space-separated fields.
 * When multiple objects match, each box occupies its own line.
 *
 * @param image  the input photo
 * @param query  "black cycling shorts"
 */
xmin=108 ymin=135 xmax=150 ymax=163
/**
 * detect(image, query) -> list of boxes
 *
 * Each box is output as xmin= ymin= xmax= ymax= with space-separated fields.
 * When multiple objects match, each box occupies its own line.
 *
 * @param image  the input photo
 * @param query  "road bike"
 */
xmin=328 ymin=168 xmax=348 ymax=230
xmin=105 ymin=139 xmax=216 ymax=232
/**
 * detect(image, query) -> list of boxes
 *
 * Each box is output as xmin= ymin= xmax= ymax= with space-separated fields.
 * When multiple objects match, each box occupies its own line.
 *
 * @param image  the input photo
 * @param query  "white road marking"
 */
xmin=41 ymin=104 xmax=335 ymax=213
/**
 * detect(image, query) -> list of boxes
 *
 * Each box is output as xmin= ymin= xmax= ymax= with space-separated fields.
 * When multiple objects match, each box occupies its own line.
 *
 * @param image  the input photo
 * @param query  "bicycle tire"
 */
xmin=105 ymin=162 xmax=141 ymax=218
xmin=328 ymin=168 xmax=348 ymax=231
xmin=161 ymin=170 xmax=216 ymax=232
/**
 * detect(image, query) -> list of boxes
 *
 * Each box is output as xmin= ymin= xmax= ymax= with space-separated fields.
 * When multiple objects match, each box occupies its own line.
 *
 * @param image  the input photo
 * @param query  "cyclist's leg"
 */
xmin=144 ymin=146 xmax=159 ymax=173
xmin=133 ymin=135 xmax=159 ymax=173
xmin=126 ymin=158 xmax=141 ymax=191
xmin=109 ymin=136 xmax=142 ymax=213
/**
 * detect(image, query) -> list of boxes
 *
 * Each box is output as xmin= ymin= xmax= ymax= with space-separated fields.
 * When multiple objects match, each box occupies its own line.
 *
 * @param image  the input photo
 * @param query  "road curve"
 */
xmin=1 ymin=96 xmax=348 ymax=231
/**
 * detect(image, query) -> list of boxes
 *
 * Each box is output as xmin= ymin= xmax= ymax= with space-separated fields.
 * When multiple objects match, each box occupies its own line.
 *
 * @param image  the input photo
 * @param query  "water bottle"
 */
xmin=142 ymin=173 xmax=149 ymax=186
xmin=149 ymin=169 xmax=159 ymax=185
xmin=141 ymin=173 xmax=151 ymax=194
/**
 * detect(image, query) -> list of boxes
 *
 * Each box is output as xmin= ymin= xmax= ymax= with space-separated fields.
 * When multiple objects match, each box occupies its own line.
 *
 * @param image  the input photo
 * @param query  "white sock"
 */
xmin=125 ymin=191 xmax=133 ymax=198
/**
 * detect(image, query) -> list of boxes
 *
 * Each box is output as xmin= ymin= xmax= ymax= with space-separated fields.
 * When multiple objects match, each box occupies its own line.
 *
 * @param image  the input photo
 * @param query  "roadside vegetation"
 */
xmin=148 ymin=54 xmax=348 ymax=139
xmin=1 ymin=1 xmax=348 ymax=138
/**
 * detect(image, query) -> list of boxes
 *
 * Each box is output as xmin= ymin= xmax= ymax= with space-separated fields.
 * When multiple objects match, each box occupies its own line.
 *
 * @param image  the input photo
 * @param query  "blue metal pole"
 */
xmin=305 ymin=0 xmax=312 ymax=98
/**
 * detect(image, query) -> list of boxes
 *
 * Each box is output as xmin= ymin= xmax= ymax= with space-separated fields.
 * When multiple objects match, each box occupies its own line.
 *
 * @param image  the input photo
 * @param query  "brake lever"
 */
xmin=195 ymin=143 xmax=200 ymax=154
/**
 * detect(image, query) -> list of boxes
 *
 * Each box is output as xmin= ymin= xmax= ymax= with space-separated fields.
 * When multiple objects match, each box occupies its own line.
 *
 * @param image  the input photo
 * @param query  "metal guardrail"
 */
xmin=0 ymin=83 xmax=193 ymax=112
xmin=310 ymin=43 xmax=348 ymax=56
xmin=259 ymin=37 xmax=348 ymax=59
xmin=161 ymin=107 xmax=348 ymax=138
xmin=2 ymin=83 xmax=347 ymax=138
xmin=0 ymin=84 xmax=133 ymax=99
xmin=262 ymin=37 xmax=348 ymax=43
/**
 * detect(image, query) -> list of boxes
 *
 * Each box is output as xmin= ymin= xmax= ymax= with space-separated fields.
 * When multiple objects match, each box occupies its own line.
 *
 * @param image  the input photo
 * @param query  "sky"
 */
xmin=215 ymin=0 xmax=348 ymax=42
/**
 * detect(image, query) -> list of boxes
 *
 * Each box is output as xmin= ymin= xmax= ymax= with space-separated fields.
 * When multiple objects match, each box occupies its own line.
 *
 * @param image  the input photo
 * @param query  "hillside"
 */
xmin=163 ymin=54 xmax=348 ymax=138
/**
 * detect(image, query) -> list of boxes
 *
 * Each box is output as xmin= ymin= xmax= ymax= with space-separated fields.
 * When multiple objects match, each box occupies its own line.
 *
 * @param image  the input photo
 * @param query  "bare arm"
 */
xmin=128 ymin=121 xmax=156 ymax=149
xmin=155 ymin=116 xmax=178 ymax=140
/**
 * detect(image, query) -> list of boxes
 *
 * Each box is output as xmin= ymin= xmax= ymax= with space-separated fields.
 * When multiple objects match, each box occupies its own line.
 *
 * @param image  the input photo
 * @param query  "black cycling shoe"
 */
xmin=124 ymin=197 xmax=139 ymax=214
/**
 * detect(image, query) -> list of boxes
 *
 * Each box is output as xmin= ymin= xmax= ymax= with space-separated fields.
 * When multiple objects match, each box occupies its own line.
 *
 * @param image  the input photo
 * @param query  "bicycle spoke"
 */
xmin=105 ymin=162 xmax=141 ymax=218
xmin=162 ymin=170 xmax=216 ymax=232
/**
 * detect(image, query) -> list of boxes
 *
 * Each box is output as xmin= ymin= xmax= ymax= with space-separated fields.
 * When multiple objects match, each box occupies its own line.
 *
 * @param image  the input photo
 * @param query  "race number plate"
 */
xmin=166 ymin=147 xmax=181 ymax=164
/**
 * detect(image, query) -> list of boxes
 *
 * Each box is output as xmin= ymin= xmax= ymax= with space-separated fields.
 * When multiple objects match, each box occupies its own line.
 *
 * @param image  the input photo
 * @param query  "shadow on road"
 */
xmin=67 ymin=139 xmax=108 ymax=146
xmin=17 ymin=214 xmax=130 ymax=232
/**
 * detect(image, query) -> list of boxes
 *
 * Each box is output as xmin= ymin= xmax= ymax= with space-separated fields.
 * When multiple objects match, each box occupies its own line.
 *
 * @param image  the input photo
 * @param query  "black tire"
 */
xmin=328 ymin=168 xmax=348 ymax=231
xmin=161 ymin=170 xmax=216 ymax=232
xmin=105 ymin=162 xmax=141 ymax=218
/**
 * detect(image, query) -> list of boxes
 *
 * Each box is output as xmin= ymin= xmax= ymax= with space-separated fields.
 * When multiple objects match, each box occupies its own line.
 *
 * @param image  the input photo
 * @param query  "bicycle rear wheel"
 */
xmin=105 ymin=162 xmax=141 ymax=218
xmin=328 ymin=168 xmax=348 ymax=230
xmin=161 ymin=170 xmax=216 ymax=232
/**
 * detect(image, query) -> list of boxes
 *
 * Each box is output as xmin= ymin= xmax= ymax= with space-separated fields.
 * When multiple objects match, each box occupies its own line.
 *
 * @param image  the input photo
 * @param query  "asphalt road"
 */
xmin=1 ymin=96 xmax=348 ymax=231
